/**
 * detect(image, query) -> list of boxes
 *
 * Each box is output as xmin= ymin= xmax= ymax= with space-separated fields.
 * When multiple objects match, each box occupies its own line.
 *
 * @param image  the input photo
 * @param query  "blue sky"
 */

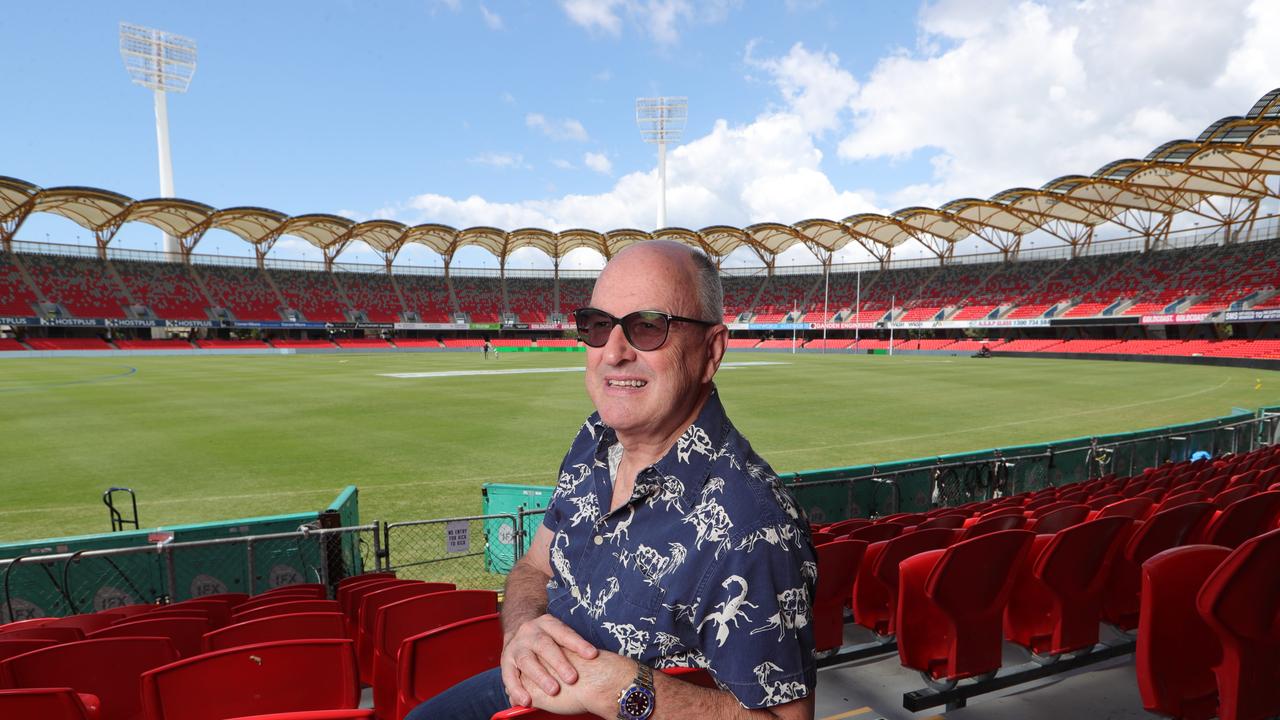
xmin=4 ymin=1 xmax=1277 ymax=269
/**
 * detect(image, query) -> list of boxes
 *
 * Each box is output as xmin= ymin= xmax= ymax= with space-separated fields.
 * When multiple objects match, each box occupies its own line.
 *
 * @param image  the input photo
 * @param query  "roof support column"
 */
xmin=0 ymin=201 xmax=34 ymax=254
xmin=176 ymin=222 xmax=211 ymax=265
xmin=254 ymin=231 xmax=284 ymax=269
xmin=849 ymin=237 xmax=891 ymax=270
xmin=93 ymin=217 xmax=128 ymax=261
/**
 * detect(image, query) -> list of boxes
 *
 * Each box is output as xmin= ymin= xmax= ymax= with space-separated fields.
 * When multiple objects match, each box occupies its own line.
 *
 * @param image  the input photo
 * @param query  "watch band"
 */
xmin=617 ymin=661 xmax=656 ymax=720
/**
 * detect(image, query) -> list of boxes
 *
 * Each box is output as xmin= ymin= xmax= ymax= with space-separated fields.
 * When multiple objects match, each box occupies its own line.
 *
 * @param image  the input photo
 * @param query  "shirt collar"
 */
xmin=588 ymin=386 xmax=730 ymax=499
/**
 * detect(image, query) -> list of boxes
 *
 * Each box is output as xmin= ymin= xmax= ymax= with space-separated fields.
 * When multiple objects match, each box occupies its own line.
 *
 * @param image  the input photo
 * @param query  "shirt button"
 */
xmin=593 ymin=535 xmax=603 ymax=546
xmin=571 ymin=587 xmax=580 ymax=599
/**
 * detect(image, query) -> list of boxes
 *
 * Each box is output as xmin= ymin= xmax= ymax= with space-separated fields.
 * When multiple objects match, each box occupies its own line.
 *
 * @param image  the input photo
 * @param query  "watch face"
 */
xmin=620 ymin=686 xmax=655 ymax=719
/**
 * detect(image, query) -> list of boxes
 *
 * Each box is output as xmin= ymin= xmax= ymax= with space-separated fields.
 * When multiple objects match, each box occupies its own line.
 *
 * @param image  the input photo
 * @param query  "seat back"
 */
xmin=1095 ymin=497 xmax=1153 ymax=520
xmin=163 ymin=600 xmax=231 ymax=628
xmin=335 ymin=572 xmax=396 ymax=591
xmin=845 ymin=523 xmax=900 ymax=543
xmin=1196 ymin=528 xmax=1280 ymax=720
xmin=0 ymin=687 xmax=97 ymax=719
xmin=256 ymin=584 xmax=326 ymax=599
xmin=914 ymin=514 xmax=965 ymax=531
xmin=0 ymin=638 xmax=57 ymax=665
xmin=47 ymin=613 xmax=124 ymax=636
xmin=373 ymin=590 xmax=499 ymax=717
xmin=1210 ymin=484 xmax=1256 ymax=510
xmin=1028 ymin=501 xmax=1073 ymax=519
xmin=927 ymin=529 xmax=1034 ymax=617
xmin=0 ymin=626 xmax=85 ymax=643
xmin=397 ymin=614 xmax=503 ymax=720
xmin=812 ymin=540 xmax=867 ymax=652
xmin=958 ymin=513 xmax=1026 ymax=540
xmin=1034 ymin=516 xmax=1129 ymax=595
xmin=220 ymin=712 xmax=374 ymax=720
xmin=809 ymin=530 xmax=836 ymax=545
xmin=825 ymin=518 xmax=870 ymax=535
xmin=1085 ymin=494 xmax=1124 ymax=511
xmin=140 ymin=638 xmax=359 ymax=720
xmin=1127 ymin=502 xmax=1216 ymax=565
xmin=1136 ymin=545 xmax=1229 ymax=720
xmin=339 ymin=579 xmax=415 ymax=623
xmin=202 ymin=612 xmax=346 ymax=652
xmin=188 ymin=593 xmax=251 ymax=607
xmin=1 ymin=637 xmax=179 ymax=720
xmin=231 ymin=600 xmax=340 ymax=624
xmin=1202 ymin=491 xmax=1280 ymax=549
xmin=1027 ymin=505 xmax=1090 ymax=534
xmin=87 ymin=616 xmax=212 ymax=658
xmin=357 ymin=583 xmax=454 ymax=683
xmin=872 ymin=528 xmax=958 ymax=595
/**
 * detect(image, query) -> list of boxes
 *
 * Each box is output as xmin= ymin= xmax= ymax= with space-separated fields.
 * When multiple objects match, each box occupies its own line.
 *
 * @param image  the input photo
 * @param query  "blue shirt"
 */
xmin=542 ymin=389 xmax=817 ymax=709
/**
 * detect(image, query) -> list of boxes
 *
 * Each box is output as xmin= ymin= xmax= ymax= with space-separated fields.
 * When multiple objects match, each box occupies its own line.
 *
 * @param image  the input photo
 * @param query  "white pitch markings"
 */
xmin=379 ymin=361 xmax=787 ymax=379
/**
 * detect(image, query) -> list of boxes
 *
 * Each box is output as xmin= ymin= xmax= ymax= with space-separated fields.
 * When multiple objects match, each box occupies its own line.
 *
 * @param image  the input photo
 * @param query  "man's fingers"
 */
xmin=515 ymin=649 xmax=561 ymax=696
xmin=541 ymin=616 xmax=599 ymax=659
xmin=532 ymin=633 xmax=579 ymax=684
xmin=500 ymin=658 xmax=531 ymax=707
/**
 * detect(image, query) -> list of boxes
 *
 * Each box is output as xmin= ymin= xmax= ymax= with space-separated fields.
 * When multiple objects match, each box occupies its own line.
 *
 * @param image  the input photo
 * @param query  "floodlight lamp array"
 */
xmin=119 ymin=22 xmax=197 ymax=93
xmin=636 ymin=96 xmax=688 ymax=144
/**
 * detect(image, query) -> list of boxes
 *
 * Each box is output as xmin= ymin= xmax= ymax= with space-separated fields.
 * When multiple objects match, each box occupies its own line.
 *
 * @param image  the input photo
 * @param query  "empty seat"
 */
xmin=809 ymin=530 xmax=836 ymax=545
xmin=1136 ymin=545 xmax=1229 ymax=720
xmin=896 ymin=530 xmax=1035 ymax=684
xmin=1209 ymin=484 xmax=1257 ymax=510
xmin=47 ymin=613 xmax=125 ymax=636
xmin=1085 ymin=494 xmax=1124 ymax=511
xmin=257 ymin=584 xmax=326 ymax=600
xmin=853 ymin=528 xmax=956 ymax=638
xmin=1 ymin=637 xmax=178 ymax=720
xmin=1197 ymin=491 xmax=1280 ymax=549
xmin=0 ymin=638 xmax=58 ymax=665
xmin=140 ymin=639 xmax=359 ymax=720
xmin=339 ymin=580 xmax=418 ymax=635
xmin=1158 ymin=489 xmax=1208 ymax=512
xmin=1196 ymin=528 xmax=1280 ymax=720
xmin=373 ymin=590 xmax=499 ymax=719
xmin=87 ymin=616 xmax=212 ymax=658
xmin=397 ymin=614 xmax=503 ymax=720
xmin=813 ymin=540 xmax=867 ymax=653
xmin=232 ymin=591 xmax=324 ymax=616
xmin=189 ymin=593 xmax=251 ymax=607
xmin=914 ymin=514 xmax=966 ymax=531
xmin=164 ymin=599 xmax=233 ymax=628
xmin=1004 ymin=516 xmax=1129 ymax=656
xmin=202 ymin=612 xmax=346 ymax=652
xmin=231 ymin=600 xmax=341 ymax=624
xmin=956 ymin=513 xmax=1026 ymax=540
xmin=1102 ymin=502 xmax=1215 ymax=631
xmin=0 ymin=687 xmax=100 ymax=720
xmin=1093 ymin=497 xmax=1154 ymax=521
xmin=1026 ymin=504 xmax=1090 ymax=534
xmin=357 ymin=583 xmax=454 ymax=684
xmin=0 ymin=625 xmax=85 ymax=643
xmin=825 ymin=518 xmax=870 ymax=536
xmin=845 ymin=523 xmax=901 ymax=543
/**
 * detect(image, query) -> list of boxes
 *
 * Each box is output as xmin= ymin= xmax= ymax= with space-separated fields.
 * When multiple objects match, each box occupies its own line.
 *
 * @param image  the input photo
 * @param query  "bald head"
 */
xmin=597 ymin=241 xmax=723 ymax=323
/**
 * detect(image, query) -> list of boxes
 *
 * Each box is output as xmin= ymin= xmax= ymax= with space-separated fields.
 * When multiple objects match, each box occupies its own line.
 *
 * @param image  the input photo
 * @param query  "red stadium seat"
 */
xmin=202 ymin=612 xmax=346 ymax=652
xmin=258 ymin=584 xmax=326 ymax=599
xmin=1196 ymin=528 xmax=1280 ymax=720
xmin=1101 ymin=502 xmax=1215 ymax=630
xmin=140 ymin=639 xmax=359 ymax=720
xmin=1084 ymin=494 xmax=1124 ymax=511
xmin=809 ymin=530 xmax=836 ymax=545
xmin=488 ymin=668 xmax=718 ymax=720
xmin=1197 ymin=491 xmax=1280 ymax=548
xmin=231 ymin=591 xmax=323 ymax=616
xmin=0 ymin=687 xmax=101 ymax=720
xmin=1003 ymin=516 xmax=1129 ymax=657
xmin=813 ymin=540 xmax=867 ymax=653
xmin=1093 ymin=497 xmax=1154 ymax=521
xmin=1136 ymin=545 xmax=1229 ymax=720
xmin=1157 ymin=489 xmax=1208 ymax=512
xmin=845 ymin=523 xmax=901 ymax=543
xmin=221 ymin=707 xmax=373 ymax=712
xmin=231 ymin=600 xmax=340 ymax=624
xmin=189 ymin=593 xmax=251 ymax=607
xmin=357 ymin=583 xmax=454 ymax=683
xmin=824 ymin=518 xmax=870 ymax=536
xmin=339 ymin=579 xmax=416 ymax=634
xmin=956 ymin=513 xmax=1026 ymax=540
xmin=88 ymin=616 xmax=212 ymax=658
xmin=45 ymin=613 xmax=125 ymax=636
xmin=0 ymin=638 xmax=57 ymax=665
xmin=0 ymin=637 xmax=178 ymax=720
xmin=397 ymin=614 xmax=503 ymax=720
xmin=373 ymin=590 xmax=498 ymax=719
xmin=164 ymin=599 xmax=233 ymax=628
xmin=914 ymin=514 xmax=966 ymax=531
xmin=896 ymin=530 xmax=1034 ymax=684
xmin=1209 ymin=484 xmax=1257 ymax=510
xmin=1025 ymin=504 xmax=1090 ymax=534
xmin=852 ymin=528 xmax=957 ymax=637
xmin=0 ymin=626 xmax=85 ymax=643
xmin=336 ymin=572 xmax=396 ymax=591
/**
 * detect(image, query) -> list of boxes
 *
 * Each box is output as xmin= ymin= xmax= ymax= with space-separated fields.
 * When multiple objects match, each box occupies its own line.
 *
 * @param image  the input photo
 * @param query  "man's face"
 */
xmin=584 ymin=248 xmax=717 ymax=442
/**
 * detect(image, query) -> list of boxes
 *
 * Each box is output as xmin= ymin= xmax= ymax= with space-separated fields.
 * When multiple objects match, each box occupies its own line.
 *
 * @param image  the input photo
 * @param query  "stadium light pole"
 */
xmin=636 ymin=97 xmax=687 ymax=229
xmin=120 ymin=22 xmax=197 ymax=257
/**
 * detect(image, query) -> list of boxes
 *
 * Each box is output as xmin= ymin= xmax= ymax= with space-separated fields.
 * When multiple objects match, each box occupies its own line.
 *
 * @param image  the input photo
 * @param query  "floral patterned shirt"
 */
xmin=541 ymin=389 xmax=817 ymax=709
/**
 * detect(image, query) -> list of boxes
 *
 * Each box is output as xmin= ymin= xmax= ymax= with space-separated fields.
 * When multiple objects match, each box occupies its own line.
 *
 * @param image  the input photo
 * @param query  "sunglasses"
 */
xmin=572 ymin=307 xmax=717 ymax=351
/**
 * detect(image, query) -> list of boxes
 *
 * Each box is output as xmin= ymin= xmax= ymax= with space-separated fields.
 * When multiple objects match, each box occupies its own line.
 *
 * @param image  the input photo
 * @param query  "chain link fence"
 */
xmin=382 ymin=514 xmax=517 ymax=591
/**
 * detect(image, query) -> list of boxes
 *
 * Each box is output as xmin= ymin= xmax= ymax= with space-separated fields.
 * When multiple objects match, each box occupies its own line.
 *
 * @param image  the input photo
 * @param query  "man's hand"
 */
xmin=521 ymin=647 xmax=633 ymax=716
xmin=500 ymin=612 xmax=599 ymax=707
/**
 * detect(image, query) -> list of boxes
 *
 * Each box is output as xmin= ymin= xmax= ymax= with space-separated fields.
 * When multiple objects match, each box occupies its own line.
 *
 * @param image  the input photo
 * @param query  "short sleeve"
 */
xmin=543 ymin=420 xmax=598 ymax=533
xmin=689 ymin=522 xmax=816 ymax=709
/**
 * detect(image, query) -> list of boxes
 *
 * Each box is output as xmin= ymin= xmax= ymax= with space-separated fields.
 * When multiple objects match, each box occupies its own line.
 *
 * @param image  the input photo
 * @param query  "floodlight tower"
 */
xmin=636 ymin=97 xmax=687 ymax=229
xmin=119 ymin=22 xmax=197 ymax=256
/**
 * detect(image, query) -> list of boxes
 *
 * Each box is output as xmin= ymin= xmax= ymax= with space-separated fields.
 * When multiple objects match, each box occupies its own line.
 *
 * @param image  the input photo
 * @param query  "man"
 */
xmin=408 ymin=241 xmax=816 ymax=719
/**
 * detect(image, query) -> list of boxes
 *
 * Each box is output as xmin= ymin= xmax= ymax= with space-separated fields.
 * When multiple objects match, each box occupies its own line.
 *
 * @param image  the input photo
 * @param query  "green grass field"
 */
xmin=3 ymin=350 xmax=1279 ymax=543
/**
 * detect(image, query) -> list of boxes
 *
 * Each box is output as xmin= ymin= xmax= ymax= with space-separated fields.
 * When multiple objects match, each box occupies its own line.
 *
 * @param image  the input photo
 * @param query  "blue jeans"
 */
xmin=403 ymin=666 xmax=512 ymax=720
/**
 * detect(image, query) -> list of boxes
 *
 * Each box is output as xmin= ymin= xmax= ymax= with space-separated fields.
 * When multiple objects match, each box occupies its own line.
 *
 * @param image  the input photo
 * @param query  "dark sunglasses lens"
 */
xmin=575 ymin=310 xmax=614 ymax=347
xmin=622 ymin=312 xmax=669 ymax=351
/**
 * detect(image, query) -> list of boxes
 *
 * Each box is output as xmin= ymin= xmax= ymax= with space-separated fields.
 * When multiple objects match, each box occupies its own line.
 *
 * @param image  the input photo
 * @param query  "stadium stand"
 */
xmin=21 ymin=253 xmax=129 ymax=318
xmin=269 ymin=339 xmax=336 ymax=349
xmin=393 ymin=273 xmax=454 ymax=323
xmin=721 ymin=274 xmax=764 ymax=321
xmin=505 ymin=277 xmax=555 ymax=322
xmin=113 ymin=339 xmax=193 ymax=350
xmin=441 ymin=338 xmax=485 ymax=348
xmin=26 ymin=337 xmax=112 ymax=351
xmin=112 ymin=259 xmax=210 ymax=320
xmin=196 ymin=264 xmax=283 ymax=321
xmin=536 ymin=338 xmax=579 ymax=347
xmin=332 ymin=337 xmax=390 ymax=349
xmin=194 ymin=339 xmax=268 ymax=348
xmin=269 ymin=269 xmax=349 ymax=322
xmin=751 ymin=274 xmax=815 ymax=321
xmin=0 ymin=687 xmax=101 ymax=720
xmin=0 ymin=338 xmax=27 ymax=351
xmin=0 ymin=253 xmax=43 ymax=316
xmin=558 ymin=278 xmax=593 ymax=316
xmin=333 ymin=271 xmax=403 ymax=322
xmin=726 ymin=338 xmax=760 ymax=349
xmin=451 ymin=275 xmax=503 ymax=323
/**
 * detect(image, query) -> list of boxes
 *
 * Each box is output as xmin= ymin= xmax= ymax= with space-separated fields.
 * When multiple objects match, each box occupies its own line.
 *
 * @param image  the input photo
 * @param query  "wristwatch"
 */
xmin=616 ymin=661 xmax=656 ymax=720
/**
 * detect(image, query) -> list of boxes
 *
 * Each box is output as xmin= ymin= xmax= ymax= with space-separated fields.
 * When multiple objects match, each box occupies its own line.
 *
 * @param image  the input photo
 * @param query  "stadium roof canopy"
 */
xmin=2 ymin=88 xmax=1278 ymax=270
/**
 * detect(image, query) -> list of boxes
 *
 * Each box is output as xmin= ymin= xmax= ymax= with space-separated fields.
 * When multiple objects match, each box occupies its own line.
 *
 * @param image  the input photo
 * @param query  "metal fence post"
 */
xmin=245 ymin=537 xmax=255 ymax=595
xmin=371 ymin=521 xmax=383 ymax=572
xmin=163 ymin=545 xmax=177 ymax=603
xmin=514 ymin=505 xmax=526 ymax=562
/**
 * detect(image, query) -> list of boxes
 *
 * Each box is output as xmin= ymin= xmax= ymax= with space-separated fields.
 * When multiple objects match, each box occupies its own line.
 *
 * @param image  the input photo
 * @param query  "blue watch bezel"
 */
xmin=618 ymin=684 xmax=656 ymax=720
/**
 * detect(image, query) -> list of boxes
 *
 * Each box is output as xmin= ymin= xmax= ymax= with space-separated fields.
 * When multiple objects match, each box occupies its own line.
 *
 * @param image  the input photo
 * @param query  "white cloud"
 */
xmin=559 ymin=0 xmax=738 ymax=44
xmin=583 ymin=152 xmax=612 ymax=174
xmin=526 ymin=113 xmax=590 ymax=141
xmin=500 ymin=91 xmax=516 ymax=104
xmin=560 ymin=0 xmax=624 ymax=35
xmin=479 ymin=4 xmax=503 ymax=30
xmin=469 ymin=152 xmax=528 ymax=169
xmin=837 ymin=0 xmax=1280 ymax=207
xmin=552 ymin=158 xmax=575 ymax=170
xmin=593 ymin=69 xmax=612 ymax=81
xmin=746 ymin=42 xmax=858 ymax=135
